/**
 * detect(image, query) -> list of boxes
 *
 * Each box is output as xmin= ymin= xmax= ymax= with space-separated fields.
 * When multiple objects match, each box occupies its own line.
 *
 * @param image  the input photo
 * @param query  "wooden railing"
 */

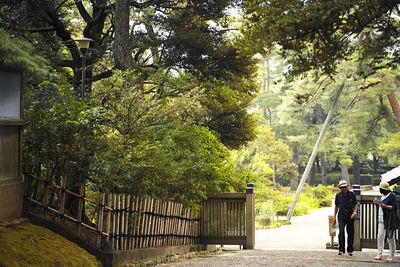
xmin=200 ymin=184 xmax=255 ymax=249
xmin=24 ymin=174 xmax=200 ymax=251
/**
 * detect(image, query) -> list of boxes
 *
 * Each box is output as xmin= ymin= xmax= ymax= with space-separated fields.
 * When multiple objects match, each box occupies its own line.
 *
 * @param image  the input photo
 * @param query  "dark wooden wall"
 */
xmin=0 ymin=125 xmax=20 ymax=182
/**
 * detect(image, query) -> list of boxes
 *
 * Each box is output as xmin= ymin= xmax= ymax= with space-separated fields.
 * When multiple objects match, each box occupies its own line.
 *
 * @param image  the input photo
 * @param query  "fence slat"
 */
xmin=24 ymin=174 xmax=204 ymax=251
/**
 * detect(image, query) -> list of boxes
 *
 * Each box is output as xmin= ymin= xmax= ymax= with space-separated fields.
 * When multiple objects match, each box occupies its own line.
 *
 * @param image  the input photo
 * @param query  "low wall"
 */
xmin=25 ymin=213 xmax=214 ymax=267
xmin=110 ymin=244 xmax=216 ymax=266
xmin=0 ymin=180 xmax=24 ymax=221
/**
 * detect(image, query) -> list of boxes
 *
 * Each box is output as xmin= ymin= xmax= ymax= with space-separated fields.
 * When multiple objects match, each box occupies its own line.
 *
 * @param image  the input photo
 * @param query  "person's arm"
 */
xmin=381 ymin=194 xmax=395 ymax=210
xmin=381 ymin=203 xmax=393 ymax=210
xmin=333 ymin=205 xmax=338 ymax=224
xmin=333 ymin=194 xmax=338 ymax=224
xmin=351 ymin=193 xmax=357 ymax=220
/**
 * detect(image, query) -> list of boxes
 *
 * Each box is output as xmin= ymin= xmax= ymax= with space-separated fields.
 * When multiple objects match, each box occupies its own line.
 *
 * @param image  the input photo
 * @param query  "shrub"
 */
xmin=256 ymin=200 xmax=276 ymax=226
xmin=308 ymin=184 xmax=334 ymax=207
xmin=255 ymin=184 xmax=335 ymax=227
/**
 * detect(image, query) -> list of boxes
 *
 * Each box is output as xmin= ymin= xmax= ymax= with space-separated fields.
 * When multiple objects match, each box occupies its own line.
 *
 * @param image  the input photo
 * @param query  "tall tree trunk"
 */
xmin=340 ymin=161 xmax=350 ymax=185
xmin=387 ymin=90 xmax=400 ymax=127
xmin=315 ymin=155 xmax=321 ymax=173
xmin=308 ymin=161 xmax=316 ymax=186
xmin=272 ymin=164 xmax=277 ymax=185
xmin=291 ymin=145 xmax=299 ymax=190
xmin=352 ymin=154 xmax=361 ymax=185
xmin=114 ymin=0 xmax=136 ymax=70
xmin=287 ymin=84 xmax=344 ymax=221
xmin=372 ymin=155 xmax=378 ymax=175
xmin=321 ymin=153 xmax=328 ymax=185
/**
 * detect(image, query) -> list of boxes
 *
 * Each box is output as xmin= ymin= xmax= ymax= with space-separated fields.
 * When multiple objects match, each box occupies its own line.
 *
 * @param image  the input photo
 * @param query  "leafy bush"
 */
xmin=256 ymin=200 xmax=276 ymax=225
xmin=308 ymin=184 xmax=334 ymax=207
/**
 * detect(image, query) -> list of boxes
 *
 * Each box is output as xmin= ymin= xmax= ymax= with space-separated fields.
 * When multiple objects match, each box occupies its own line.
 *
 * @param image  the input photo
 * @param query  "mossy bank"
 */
xmin=0 ymin=222 xmax=101 ymax=267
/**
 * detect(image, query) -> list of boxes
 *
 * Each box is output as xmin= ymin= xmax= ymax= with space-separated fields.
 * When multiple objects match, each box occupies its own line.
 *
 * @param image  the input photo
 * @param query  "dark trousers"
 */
xmin=338 ymin=217 xmax=354 ymax=253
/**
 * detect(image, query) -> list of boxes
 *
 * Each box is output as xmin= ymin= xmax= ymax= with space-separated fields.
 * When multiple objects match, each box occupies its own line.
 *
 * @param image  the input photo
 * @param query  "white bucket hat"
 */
xmin=338 ymin=180 xmax=348 ymax=188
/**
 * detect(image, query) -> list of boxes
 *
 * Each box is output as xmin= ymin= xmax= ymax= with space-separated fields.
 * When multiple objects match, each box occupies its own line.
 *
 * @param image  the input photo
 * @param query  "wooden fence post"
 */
xmin=96 ymin=193 xmax=105 ymax=248
xmin=43 ymin=178 xmax=50 ymax=216
xmin=77 ymin=182 xmax=85 ymax=236
xmin=104 ymin=193 xmax=112 ymax=245
xmin=244 ymin=183 xmax=255 ymax=249
xmin=59 ymin=176 xmax=68 ymax=217
xmin=353 ymin=184 xmax=361 ymax=251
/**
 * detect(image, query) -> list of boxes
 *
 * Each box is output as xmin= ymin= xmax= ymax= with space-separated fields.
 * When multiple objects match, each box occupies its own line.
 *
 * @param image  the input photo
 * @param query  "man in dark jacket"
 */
xmin=333 ymin=180 xmax=357 ymax=256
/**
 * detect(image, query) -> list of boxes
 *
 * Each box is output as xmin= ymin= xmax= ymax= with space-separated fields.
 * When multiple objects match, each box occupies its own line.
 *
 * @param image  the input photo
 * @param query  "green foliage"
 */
xmin=242 ymin=0 xmax=400 ymax=77
xmin=205 ymin=87 xmax=258 ymax=149
xmin=22 ymin=50 xmax=257 ymax=204
xmin=308 ymin=185 xmax=335 ymax=207
xmin=24 ymin=74 xmax=95 ymax=183
xmin=0 ymin=29 xmax=48 ymax=78
xmin=256 ymin=200 xmax=276 ymax=224
xmin=87 ymin=70 xmax=244 ymax=204
xmin=378 ymin=132 xmax=400 ymax=165
xmin=231 ymin=146 xmax=274 ymax=186
xmin=253 ymin=126 xmax=298 ymax=182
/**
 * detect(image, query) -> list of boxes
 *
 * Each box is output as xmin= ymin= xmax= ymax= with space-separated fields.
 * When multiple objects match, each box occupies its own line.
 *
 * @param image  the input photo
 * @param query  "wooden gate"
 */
xmin=359 ymin=193 xmax=400 ymax=249
xmin=200 ymin=184 xmax=255 ymax=249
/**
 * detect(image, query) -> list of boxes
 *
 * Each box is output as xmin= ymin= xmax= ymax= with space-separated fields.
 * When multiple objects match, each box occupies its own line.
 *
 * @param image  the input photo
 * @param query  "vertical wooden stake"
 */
xmin=245 ymin=183 xmax=255 ymax=249
xmin=353 ymin=184 xmax=361 ymax=251
xmin=77 ymin=182 xmax=85 ymax=236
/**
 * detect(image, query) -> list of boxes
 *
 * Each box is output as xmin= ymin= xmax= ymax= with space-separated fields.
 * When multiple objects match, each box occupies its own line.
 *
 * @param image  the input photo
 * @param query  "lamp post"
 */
xmin=75 ymin=37 xmax=93 ymax=99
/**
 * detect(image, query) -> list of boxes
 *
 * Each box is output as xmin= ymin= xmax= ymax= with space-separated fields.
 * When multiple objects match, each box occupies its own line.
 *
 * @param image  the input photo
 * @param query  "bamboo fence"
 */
xmin=24 ymin=173 xmax=200 ymax=251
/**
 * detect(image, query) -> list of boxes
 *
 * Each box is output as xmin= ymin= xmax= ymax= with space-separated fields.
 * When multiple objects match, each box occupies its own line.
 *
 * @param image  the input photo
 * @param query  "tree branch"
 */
xmin=130 ymin=0 xmax=163 ymax=8
xmin=55 ymin=0 xmax=68 ymax=12
xmin=91 ymin=69 xmax=114 ymax=82
xmin=387 ymin=90 xmax=400 ymax=127
xmin=74 ymin=0 xmax=92 ymax=22
xmin=26 ymin=27 xmax=55 ymax=33
xmin=58 ymin=60 xmax=74 ymax=68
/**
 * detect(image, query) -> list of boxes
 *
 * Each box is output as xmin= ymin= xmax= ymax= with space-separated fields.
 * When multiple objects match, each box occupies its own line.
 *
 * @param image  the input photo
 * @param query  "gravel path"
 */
xmin=161 ymin=249 xmax=397 ymax=267
xmin=160 ymin=206 xmax=400 ymax=266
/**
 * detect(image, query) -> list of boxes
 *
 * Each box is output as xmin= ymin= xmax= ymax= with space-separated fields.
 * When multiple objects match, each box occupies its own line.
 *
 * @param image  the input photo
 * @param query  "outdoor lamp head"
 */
xmin=75 ymin=37 xmax=93 ymax=50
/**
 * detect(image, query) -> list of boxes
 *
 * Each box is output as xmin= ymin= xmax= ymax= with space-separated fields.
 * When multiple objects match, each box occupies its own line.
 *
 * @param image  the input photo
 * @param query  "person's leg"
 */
xmin=387 ymin=235 xmax=396 ymax=258
xmin=376 ymin=222 xmax=385 ymax=258
xmin=346 ymin=219 xmax=354 ymax=253
xmin=338 ymin=219 xmax=345 ymax=254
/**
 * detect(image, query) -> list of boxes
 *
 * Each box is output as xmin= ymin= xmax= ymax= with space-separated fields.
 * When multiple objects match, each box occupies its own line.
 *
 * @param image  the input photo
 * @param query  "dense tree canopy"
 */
xmin=0 ymin=0 xmax=262 ymax=203
xmin=242 ymin=0 xmax=400 ymax=77
xmin=3 ymin=0 xmax=400 ymax=209
xmin=0 ymin=0 xmax=258 ymax=148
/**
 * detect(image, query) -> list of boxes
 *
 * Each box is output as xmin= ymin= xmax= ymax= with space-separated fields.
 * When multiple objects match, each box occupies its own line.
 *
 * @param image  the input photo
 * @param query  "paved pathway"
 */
xmin=255 ymin=206 xmax=333 ymax=250
xmin=161 ymin=206 xmax=400 ymax=266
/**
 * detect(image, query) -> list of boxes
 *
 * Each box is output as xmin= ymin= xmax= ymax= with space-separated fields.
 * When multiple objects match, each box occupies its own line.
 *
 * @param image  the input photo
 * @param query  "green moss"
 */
xmin=0 ymin=223 xmax=101 ymax=267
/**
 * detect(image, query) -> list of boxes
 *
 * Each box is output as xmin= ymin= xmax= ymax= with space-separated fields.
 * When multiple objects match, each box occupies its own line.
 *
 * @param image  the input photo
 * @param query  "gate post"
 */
xmin=353 ymin=184 xmax=361 ymax=251
xmin=244 ymin=183 xmax=255 ymax=249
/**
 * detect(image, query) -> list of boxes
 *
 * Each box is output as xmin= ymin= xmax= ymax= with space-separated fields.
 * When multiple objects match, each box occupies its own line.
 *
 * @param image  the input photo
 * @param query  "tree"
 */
xmin=287 ymin=83 xmax=343 ymax=220
xmin=0 ymin=29 xmax=47 ymax=79
xmin=1 ymin=0 xmax=258 ymax=148
xmin=242 ymin=0 xmax=400 ymax=124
